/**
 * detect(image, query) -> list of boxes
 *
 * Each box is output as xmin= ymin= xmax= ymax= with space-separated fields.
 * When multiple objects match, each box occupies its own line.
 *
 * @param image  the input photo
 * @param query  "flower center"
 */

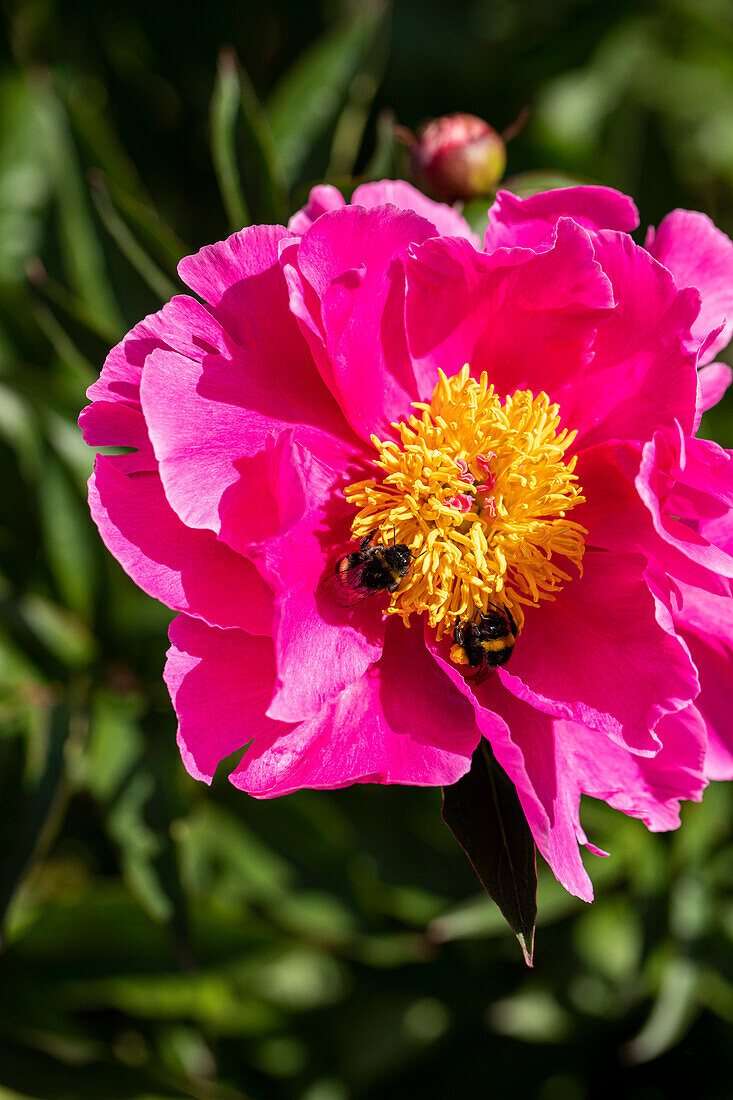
xmin=344 ymin=366 xmax=586 ymax=638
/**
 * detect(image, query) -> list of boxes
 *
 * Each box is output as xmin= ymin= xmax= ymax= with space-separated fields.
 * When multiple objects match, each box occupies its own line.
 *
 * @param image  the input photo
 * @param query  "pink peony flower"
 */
xmin=81 ymin=179 xmax=733 ymax=901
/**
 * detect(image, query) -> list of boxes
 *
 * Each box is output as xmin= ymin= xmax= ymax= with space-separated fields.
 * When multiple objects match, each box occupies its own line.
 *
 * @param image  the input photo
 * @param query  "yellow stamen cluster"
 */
xmin=344 ymin=365 xmax=586 ymax=638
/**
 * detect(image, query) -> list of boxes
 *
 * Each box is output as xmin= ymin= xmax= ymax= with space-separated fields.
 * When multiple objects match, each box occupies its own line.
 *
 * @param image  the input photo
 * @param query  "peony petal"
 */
xmin=288 ymin=184 xmax=345 ymax=234
xmin=351 ymin=179 xmax=480 ymax=243
xmin=80 ymin=297 xmax=222 ymax=472
xmin=288 ymin=179 xmax=479 ymax=243
xmin=429 ymin=646 xmax=705 ymax=899
xmin=234 ymin=617 xmax=480 ymax=796
xmin=424 ymin=651 xmax=593 ymax=901
xmin=179 ymin=224 xmax=300 ymax=345
xmin=674 ymin=583 xmax=733 ymax=780
xmin=165 ymin=615 xmax=282 ymax=784
xmin=90 ymin=457 xmax=272 ymax=635
xmin=484 ymin=185 xmax=639 ymax=252
xmin=498 ymin=550 xmax=699 ymax=755
xmin=696 ymin=361 xmax=732 ymax=427
xmin=405 ymin=218 xmax=614 ymax=402
xmin=574 ymin=441 xmax=731 ymax=597
xmin=578 ymin=705 xmax=707 ymax=832
xmin=139 ymin=293 xmax=355 ymax=536
xmin=645 ymin=209 xmax=733 ymax=365
xmin=166 ymin=614 xmax=479 ymax=794
xmin=559 ymin=232 xmax=700 ymax=450
xmin=248 ymin=431 xmax=384 ymax=722
xmin=285 ymin=204 xmax=439 ymax=441
xmin=636 ymin=430 xmax=733 ymax=579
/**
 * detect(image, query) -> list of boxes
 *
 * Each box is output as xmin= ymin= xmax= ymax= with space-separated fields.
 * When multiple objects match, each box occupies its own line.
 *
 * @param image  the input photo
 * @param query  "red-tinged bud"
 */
xmin=406 ymin=113 xmax=506 ymax=202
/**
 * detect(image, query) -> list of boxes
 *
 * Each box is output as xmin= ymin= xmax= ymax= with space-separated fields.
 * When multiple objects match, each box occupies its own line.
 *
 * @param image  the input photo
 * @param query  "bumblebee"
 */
xmin=451 ymin=604 xmax=518 ymax=685
xmin=327 ymin=532 xmax=413 ymax=607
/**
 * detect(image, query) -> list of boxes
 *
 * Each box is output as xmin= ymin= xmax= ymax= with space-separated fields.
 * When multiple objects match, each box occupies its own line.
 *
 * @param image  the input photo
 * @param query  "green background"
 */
xmin=1 ymin=1 xmax=733 ymax=1097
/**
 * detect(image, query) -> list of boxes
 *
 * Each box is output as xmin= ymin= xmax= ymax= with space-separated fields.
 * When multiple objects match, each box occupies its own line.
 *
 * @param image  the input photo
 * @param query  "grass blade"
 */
xmin=90 ymin=175 xmax=179 ymax=302
xmin=266 ymin=1 xmax=389 ymax=186
xmin=210 ymin=49 xmax=250 ymax=231
xmin=30 ymin=71 xmax=123 ymax=332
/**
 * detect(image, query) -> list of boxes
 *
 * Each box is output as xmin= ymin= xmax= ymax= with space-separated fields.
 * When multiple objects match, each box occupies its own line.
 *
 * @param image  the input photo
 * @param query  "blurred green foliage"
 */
xmin=1 ymin=0 xmax=733 ymax=1096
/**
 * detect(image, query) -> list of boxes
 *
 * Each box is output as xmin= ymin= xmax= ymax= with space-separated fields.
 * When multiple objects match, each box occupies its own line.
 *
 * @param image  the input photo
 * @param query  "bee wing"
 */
xmin=321 ymin=558 xmax=374 ymax=608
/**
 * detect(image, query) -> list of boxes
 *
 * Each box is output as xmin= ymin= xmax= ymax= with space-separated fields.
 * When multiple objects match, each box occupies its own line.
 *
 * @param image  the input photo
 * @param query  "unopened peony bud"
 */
xmin=406 ymin=113 xmax=506 ymax=202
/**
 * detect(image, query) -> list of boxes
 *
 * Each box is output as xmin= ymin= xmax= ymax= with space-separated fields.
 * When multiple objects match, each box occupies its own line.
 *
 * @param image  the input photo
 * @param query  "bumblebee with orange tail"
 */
xmin=451 ymin=604 xmax=518 ymax=685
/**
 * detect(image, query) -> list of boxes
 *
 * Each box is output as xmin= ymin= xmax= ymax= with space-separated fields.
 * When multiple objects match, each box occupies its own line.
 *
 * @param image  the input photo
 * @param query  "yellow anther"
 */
xmin=344 ymin=367 xmax=586 ymax=638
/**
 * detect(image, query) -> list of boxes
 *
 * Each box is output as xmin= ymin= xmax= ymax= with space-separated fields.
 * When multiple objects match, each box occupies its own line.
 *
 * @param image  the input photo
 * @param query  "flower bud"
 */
xmin=407 ymin=113 xmax=506 ymax=202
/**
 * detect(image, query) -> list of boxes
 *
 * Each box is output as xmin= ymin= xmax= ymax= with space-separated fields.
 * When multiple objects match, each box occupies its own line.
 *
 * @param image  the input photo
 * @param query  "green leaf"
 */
xmin=26 ymin=258 xmax=122 ymax=344
xmin=0 ymin=74 xmax=53 ymax=285
xmin=33 ymin=302 xmax=96 ymax=394
xmin=30 ymin=71 xmax=123 ymax=333
xmin=621 ymin=957 xmax=700 ymax=1064
xmin=102 ymin=176 xmax=187 ymax=274
xmin=266 ymin=2 xmax=389 ymax=185
xmin=0 ymin=703 xmax=70 ymax=936
xmin=210 ymin=49 xmax=286 ymax=229
xmin=210 ymin=50 xmax=250 ymax=231
xmin=0 ymin=384 xmax=39 ymax=479
xmin=90 ymin=175 xmax=179 ymax=303
xmin=0 ymin=584 xmax=94 ymax=678
xmin=78 ymin=690 xmax=144 ymax=803
xmin=35 ymin=448 xmax=97 ymax=620
xmin=361 ymin=107 xmax=398 ymax=181
xmin=63 ymin=78 xmax=149 ymax=203
xmin=107 ymin=762 xmax=187 ymax=933
xmin=442 ymin=739 xmax=537 ymax=965
xmin=105 ymin=746 xmax=192 ymax=968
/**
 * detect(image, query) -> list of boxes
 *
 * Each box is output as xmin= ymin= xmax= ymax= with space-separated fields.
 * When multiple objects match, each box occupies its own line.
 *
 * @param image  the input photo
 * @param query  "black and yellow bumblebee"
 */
xmin=327 ymin=531 xmax=414 ymax=607
xmin=452 ymin=604 xmax=518 ymax=685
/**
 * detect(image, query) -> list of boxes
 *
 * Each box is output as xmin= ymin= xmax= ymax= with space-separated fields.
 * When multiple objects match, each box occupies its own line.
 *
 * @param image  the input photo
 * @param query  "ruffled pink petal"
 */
xmin=288 ymin=179 xmax=479 ymax=243
xmin=179 ymin=225 xmax=304 ymax=345
xmin=247 ymin=431 xmax=384 ymax=723
xmin=80 ymin=300 xmax=206 ymax=473
xmin=559 ymin=232 xmax=699 ymax=450
xmin=673 ymin=583 xmax=733 ymax=780
xmin=284 ymin=204 xmax=439 ymax=441
xmin=636 ymin=429 xmax=733 ymax=579
xmin=586 ymin=705 xmax=707 ymax=831
xmin=425 ymin=648 xmax=592 ymax=900
xmin=645 ymin=209 xmax=733 ymax=365
xmin=682 ymin=632 xmax=733 ymax=780
xmin=518 ymin=701 xmax=705 ymax=897
xmin=498 ymin=550 xmax=699 ymax=755
xmin=429 ymin=640 xmax=706 ymax=899
xmin=166 ymin=614 xmax=479 ymax=793
xmin=79 ymin=401 xmax=154 ymax=475
xmin=351 ymin=179 xmax=479 ymax=243
xmin=83 ymin=312 xmax=159 ymax=412
xmin=405 ymin=218 xmax=614 ymax=402
xmin=165 ymin=615 xmax=282 ymax=784
xmin=89 ymin=457 xmax=272 ymax=635
xmin=139 ymin=294 xmax=355 ymax=537
xmin=484 ymin=185 xmax=639 ymax=252
xmin=574 ymin=441 xmax=731 ymax=597
xmin=696 ymin=361 xmax=733 ymax=426
xmin=235 ymin=617 xmax=479 ymax=795
xmin=288 ymin=184 xmax=346 ymax=234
